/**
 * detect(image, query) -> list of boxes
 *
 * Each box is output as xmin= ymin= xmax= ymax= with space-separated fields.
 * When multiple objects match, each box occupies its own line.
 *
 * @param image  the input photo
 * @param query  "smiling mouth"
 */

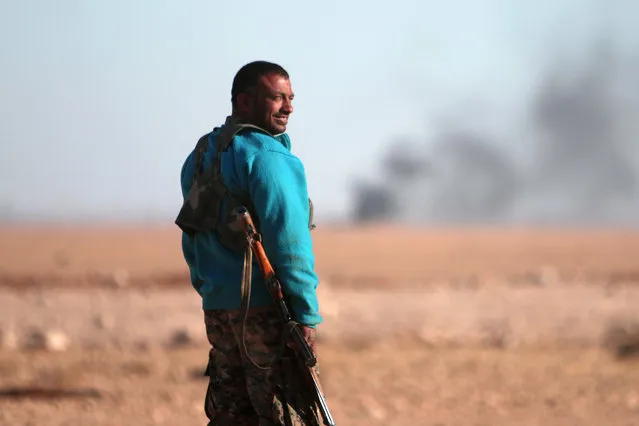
xmin=274 ymin=116 xmax=288 ymax=123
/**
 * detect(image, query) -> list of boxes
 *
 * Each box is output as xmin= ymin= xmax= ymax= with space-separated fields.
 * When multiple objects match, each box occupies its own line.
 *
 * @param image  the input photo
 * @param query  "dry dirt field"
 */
xmin=1 ymin=225 xmax=639 ymax=426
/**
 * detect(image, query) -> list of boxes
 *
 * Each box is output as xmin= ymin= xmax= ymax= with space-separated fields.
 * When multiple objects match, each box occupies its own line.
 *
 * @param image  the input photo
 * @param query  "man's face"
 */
xmin=241 ymin=73 xmax=294 ymax=135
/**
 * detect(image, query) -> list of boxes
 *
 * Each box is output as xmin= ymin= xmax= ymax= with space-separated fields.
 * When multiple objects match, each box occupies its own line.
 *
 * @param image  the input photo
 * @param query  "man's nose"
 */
xmin=281 ymin=99 xmax=293 ymax=114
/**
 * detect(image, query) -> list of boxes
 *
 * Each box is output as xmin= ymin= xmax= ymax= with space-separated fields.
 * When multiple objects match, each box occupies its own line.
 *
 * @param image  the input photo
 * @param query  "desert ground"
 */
xmin=1 ymin=224 xmax=638 ymax=426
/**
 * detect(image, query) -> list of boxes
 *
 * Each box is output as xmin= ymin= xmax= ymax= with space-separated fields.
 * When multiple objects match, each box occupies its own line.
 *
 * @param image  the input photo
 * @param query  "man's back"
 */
xmin=179 ymin=126 xmax=322 ymax=326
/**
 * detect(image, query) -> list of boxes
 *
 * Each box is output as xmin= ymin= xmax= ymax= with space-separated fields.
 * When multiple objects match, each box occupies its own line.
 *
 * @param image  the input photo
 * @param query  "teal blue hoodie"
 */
xmin=179 ymin=125 xmax=322 ymax=326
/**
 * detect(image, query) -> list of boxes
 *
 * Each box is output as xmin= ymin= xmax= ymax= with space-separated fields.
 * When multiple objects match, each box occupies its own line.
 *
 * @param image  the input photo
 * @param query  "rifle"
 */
xmin=234 ymin=206 xmax=336 ymax=426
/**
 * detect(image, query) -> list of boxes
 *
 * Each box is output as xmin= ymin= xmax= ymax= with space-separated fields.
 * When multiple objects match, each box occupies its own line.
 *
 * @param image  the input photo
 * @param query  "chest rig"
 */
xmin=175 ymin=116 xmax=315 ymax=252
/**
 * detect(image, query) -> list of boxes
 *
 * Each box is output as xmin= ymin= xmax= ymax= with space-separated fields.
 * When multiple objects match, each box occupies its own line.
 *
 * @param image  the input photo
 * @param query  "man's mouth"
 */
xmin=274 ymin=116 xmax=288 ymax=124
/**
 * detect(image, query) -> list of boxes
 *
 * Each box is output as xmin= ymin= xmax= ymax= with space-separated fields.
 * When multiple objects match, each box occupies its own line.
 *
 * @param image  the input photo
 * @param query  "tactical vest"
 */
xmin=175 ymin=116 xmax=315 ymax=252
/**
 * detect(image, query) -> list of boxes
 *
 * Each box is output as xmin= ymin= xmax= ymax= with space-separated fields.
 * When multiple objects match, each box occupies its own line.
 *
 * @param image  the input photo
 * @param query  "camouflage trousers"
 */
xmin=203 ymin=306 xmax=322 ymax=426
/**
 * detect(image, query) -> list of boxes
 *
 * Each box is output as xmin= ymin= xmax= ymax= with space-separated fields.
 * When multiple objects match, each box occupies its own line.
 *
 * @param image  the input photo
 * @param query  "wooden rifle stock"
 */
xmin=235 ymin=207 xmax=336 ymax=426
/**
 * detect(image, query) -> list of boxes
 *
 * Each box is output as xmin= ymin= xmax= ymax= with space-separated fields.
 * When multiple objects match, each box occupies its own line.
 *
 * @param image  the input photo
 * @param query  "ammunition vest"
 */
xmin=175 ymin=116 xmax=315 ymax=252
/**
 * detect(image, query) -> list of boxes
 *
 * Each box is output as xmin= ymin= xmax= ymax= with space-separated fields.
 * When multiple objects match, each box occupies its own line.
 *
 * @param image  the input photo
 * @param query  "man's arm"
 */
xmin=179 ymin=151 xmax=204 ymax=295
xmin=247 ymin=150 xmax=322 ymax=326
xmin=182 ymin=232 xmax=204 ymax=295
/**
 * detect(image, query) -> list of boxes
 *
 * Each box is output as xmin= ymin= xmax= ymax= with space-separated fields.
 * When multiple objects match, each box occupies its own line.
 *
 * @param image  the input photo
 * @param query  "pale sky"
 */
xmin=0 ymin=0 xmax=636 ymax=222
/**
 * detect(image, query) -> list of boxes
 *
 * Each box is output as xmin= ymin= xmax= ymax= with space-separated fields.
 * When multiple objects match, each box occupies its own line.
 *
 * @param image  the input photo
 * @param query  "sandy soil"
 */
xmin=1 ymin=225 xmax=639 ymax=425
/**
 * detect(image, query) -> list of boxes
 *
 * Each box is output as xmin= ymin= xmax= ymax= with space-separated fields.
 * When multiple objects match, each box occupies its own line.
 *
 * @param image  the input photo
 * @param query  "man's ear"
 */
xmin=236 ymin=92 xmax=253 ymax=115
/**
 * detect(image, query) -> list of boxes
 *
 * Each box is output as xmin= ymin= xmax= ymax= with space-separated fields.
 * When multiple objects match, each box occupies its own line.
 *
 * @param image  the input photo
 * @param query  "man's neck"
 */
xmin=226 ymin=114 xmax=282 ymax=137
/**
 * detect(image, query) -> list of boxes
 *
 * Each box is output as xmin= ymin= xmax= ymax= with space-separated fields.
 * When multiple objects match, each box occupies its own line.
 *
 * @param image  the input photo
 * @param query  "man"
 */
xmin=178 ymin=61 xmax=323 ymax=425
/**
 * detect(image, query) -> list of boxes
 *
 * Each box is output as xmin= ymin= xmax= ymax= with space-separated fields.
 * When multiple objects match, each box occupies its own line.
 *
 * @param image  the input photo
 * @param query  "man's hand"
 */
xmin=287 ymin=325 xmax=317 ymax=355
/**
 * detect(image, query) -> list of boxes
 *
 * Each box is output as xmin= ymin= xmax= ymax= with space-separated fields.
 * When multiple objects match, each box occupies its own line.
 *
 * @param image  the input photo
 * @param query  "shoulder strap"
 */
xmin=176 ymin=116 xmax=298 ymax=243
xmin=196 ymin=116 xmax=273 ymax=180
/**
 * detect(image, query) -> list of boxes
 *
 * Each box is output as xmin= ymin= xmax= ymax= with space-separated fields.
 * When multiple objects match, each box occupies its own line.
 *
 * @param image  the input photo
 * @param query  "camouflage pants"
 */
xmin=203 ymin=306 xmax=322 ymax=426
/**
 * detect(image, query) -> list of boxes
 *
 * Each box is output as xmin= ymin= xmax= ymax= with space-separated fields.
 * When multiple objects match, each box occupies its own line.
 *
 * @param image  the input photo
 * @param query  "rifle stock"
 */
xmin=235 ymin=207 xmax=336 ymax=426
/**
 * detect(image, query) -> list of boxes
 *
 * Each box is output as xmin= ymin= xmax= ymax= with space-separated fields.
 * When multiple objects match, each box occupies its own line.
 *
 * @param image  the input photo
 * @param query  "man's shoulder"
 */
xmin=180 ymin=149 xmax=195 ymax=178
xmin=233 ymin=128 xmax=292 ymax=157
xmin=179 ymin=149 xmax=197 ymax=197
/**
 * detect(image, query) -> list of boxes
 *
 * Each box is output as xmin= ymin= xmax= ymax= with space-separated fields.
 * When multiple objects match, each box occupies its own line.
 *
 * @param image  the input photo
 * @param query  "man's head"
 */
xmin=231 ymin=61 xmax=294 ymax=135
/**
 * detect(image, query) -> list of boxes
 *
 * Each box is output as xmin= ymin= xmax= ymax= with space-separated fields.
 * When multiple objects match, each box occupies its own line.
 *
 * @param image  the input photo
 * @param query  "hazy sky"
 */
xmin=0 ymin=0 xmax=636 ymax=222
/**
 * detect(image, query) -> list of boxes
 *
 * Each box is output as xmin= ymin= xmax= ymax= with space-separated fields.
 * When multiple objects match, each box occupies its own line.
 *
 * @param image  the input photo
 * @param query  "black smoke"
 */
xmin=351 ymin=39 xmax=639 ymax=226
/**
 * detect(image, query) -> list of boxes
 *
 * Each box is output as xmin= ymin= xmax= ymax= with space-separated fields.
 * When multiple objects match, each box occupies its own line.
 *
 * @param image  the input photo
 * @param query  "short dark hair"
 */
xmin=231 ymin=61 xmax=289 ymax=107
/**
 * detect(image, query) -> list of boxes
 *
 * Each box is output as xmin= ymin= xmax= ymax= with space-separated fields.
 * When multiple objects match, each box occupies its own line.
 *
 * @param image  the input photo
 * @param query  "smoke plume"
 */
xmin=352 ymin=39 xmax=639 ymax=226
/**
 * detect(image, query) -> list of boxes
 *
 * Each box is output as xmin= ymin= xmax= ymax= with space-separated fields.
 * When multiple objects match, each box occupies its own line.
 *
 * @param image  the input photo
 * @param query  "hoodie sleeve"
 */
xmin=246 ymin=150 xmax=322 ymax=326
xmin=181 ymin=232 xmax=204 ymax=295
xmin=179 ymin=151 xmax=204 ymax=295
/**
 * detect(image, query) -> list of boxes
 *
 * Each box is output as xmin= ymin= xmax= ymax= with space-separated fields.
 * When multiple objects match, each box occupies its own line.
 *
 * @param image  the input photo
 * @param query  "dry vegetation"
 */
xmin=1 ymin=225 xmax=639 ymax=425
